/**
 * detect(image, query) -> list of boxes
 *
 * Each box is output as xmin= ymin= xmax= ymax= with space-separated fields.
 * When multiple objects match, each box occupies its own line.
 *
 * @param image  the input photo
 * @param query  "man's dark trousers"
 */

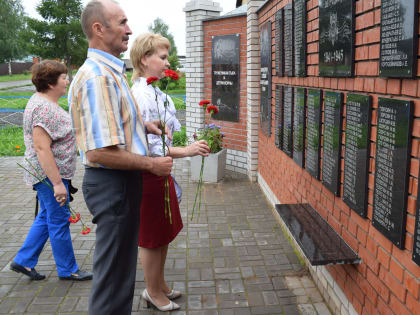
xmin=83 ymin=168 xmax=142 ymax=315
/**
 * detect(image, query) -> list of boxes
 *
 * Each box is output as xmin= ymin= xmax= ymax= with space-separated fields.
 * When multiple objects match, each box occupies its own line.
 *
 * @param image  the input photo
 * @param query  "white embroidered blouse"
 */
xmin=131 ymin=77 xmax=181 ymax=157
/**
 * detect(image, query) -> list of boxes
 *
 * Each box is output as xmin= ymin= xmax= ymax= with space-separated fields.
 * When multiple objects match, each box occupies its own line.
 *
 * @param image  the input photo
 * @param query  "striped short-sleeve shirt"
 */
xmin=69 ymin=48 xmax=149 ymax=167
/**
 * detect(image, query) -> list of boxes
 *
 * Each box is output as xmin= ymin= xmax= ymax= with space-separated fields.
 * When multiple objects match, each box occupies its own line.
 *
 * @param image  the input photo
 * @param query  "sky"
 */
xmin=20 ymin=0 xmax=238 ymax=57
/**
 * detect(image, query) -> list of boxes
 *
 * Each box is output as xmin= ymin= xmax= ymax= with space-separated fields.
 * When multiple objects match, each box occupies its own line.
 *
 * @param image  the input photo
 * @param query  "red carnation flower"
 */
xmin=68 ymin=213 xmax=80 ymax=223
xmin=207 ymin=105 xmax=218 ymax=115
xmin=81 ymin=226 xmax=91 ymax=235
xmin=146 ymin=76 xmax=159 ymax=85
xmin=164 ymin=69 xmax=179 ymax=80
xmin=199 ymin=100 xmax=210 ymax=107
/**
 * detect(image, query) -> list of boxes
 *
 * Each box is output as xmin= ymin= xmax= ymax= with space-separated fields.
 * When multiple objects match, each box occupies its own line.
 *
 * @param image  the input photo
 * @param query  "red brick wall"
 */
xmin=203 ymin=15 xmax=248 ymax=152
xmin=257 ymin=0 xmax=420 ymax=314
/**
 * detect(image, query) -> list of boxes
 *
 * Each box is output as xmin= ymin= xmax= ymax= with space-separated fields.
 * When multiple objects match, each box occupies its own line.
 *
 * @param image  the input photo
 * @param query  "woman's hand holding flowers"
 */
xmin=186 ymin=140 xmax=210 ymax=157
xmin=53 ymin=182 xmax=68 ymax=207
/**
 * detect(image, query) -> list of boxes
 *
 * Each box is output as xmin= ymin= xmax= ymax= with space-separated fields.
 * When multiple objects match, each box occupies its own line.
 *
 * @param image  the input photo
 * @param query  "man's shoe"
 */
xmin=10 ymin=261 xmax=46 ymax=280
xmin=59 ymin=269 xmax=92 ymax=281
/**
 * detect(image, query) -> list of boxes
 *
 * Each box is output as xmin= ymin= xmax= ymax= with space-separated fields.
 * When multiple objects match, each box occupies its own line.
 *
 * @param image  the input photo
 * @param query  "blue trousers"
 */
xmin=14 ymin=179 xmax=78 ymax=277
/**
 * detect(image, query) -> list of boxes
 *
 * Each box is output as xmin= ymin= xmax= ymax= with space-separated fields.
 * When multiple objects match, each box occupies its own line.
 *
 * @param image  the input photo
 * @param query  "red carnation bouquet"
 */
xmin=147 ymin=69 xmax=180 ymax=223
xmin=191 ymin=100 xmax=223 ymax=220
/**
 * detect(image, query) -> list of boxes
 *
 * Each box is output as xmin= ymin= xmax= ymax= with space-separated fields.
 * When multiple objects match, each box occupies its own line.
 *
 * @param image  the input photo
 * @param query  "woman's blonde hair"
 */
xmin=130 ymin=33 xmax=171 ymax=81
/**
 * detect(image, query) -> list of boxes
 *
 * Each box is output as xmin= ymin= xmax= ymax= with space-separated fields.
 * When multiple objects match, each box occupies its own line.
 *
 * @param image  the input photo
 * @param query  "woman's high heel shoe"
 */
xmin=166 ymin=289 xmax=182 ymax=300
xmin=142 ymin=289 xmax=180 ymax=311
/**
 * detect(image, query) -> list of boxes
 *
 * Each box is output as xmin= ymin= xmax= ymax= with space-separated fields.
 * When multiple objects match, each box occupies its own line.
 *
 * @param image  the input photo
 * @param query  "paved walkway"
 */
xmin=0 ymin=80 xmax=32 ymax=90
xmin=0 ymin=157 xmax=332 ymax=314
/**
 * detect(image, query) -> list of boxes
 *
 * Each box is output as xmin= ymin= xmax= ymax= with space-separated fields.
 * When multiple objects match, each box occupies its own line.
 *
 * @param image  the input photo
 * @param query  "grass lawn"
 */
xmin=0 ymin=73 xmax=31 ymax=83
xmin=0 ymin=126 xmax=25 ymax=156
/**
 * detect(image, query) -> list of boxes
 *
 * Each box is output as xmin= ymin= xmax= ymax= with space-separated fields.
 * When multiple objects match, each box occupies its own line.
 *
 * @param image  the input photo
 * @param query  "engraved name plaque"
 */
xmin=322 ymin=91 xmax=343 ymax=195
xmin=275 ymin=85 xmax=283 ymax=148
xmin=294 ymin=0 xmax=306 ymax=77
xmin=343 ymin=94 xmax=372 ymax=218
xmin=275 ymin=9 xmax=284 ymax=77
xmin=293 ymin=88 xmax=306 ymax=167
xmin=284 ymin=2 xmax=294 ymax=77
xmin=379 ymin=0 xmax=419 ymax=78
xmin=373 ymin=98 xmax=412 ymax=249
xmin=260 ymin=21 xmax=272 ymax=136
xmin=282 ymin=86 xmax=294 ymax=157
xmin=306 ymin=89 xmax=322 ymax=180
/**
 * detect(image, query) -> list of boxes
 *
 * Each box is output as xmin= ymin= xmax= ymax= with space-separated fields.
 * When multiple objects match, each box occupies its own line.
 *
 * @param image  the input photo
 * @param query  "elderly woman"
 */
xmin=10 ymin=60 xmax=92 ymax=281
xmin=130 ymin=33 xmax=209 ymax=311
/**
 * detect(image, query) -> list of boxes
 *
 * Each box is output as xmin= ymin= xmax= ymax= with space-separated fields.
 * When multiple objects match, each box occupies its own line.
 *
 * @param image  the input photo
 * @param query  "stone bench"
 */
xmin=275 ymin=203 xmax=361 ymax=265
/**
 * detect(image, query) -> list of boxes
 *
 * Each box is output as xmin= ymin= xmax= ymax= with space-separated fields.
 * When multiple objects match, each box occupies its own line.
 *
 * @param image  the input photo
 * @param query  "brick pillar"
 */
xmin=246 ymin=0 xmax=265 ymax=181
xmin=184 ymin=0 xmax=222 ymax=139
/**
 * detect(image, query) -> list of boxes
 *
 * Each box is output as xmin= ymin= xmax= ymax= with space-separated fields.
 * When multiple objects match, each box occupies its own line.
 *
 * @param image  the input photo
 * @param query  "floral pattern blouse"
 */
xmin=131 ymin=77 xmax=181 ymax=157
xmin=23 ymin=93 xmax=77 ymax=186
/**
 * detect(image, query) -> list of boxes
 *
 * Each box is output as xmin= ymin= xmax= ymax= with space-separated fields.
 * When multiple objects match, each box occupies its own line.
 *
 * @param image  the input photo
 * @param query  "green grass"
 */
xmin=173 ymin=126 xmax=187 ymax=147
xmin=0 ymin=73 xmax=31 ymax=83
xmin=0 ymin=126 xmax=25 ymax=156
xmin=0 ymin=96 xmax=68 ymax=110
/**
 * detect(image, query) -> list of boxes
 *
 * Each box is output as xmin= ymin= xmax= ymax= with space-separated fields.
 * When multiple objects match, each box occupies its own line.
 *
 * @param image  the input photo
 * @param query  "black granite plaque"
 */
xmin=293 ymin=88 xmax=306 ymax=167
xmin=322 ymin=91 xmax=343 ymax=195
xmin=260 ymin=21 xmax=272 ymax=136
xmin=379 ymin=0 xmax=419 ymax=78
xmin=343 ymin=94 xmax=372 ymax=218
xmin=275 ymin=9 xmax=284 ymax=77
xmin=284 ymin=2 xmax=294 ymax=77
xmin=306 ymin=89 xmax=322 ymax=180
xmin=276 ymin=204 xmax=361 ymax=265
xmin=414 ymin=197 xmax=420 ymax=266
xmin=319 ymin=0 xmax=355 ymax=77
xmin=373 ymin=98 xmax=412 ymax=249
xmin=275 ymin=85 xmax=283 ymax=148
xmin=282 ymin=86 xmax=294 ymax=157
xmin=294 ymin=0 xmax=306 ymax=77
xmin=212 ymin=34 xmax=240 ymax=122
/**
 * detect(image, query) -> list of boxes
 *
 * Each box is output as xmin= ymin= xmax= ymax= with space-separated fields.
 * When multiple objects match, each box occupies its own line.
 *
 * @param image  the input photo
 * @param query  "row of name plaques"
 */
xmin=269 ymin=0 xmax=418 ymax=78
xmin=274 ymin=85 xmax=420 ymax=266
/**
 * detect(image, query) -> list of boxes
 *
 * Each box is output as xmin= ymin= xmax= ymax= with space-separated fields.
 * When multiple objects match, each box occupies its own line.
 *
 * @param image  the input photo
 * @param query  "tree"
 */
xmin=148 ymin=18 xmax=180 ymax=71
xmin=22 ymin=0 xmax=88 ymax=81
xmin=0 ymin=0 xmax=28 ymax=74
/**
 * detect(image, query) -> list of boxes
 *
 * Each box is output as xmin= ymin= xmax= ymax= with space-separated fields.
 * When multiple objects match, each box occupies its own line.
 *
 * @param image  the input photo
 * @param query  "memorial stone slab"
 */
xmin=322 ymin=91 xmax=343 ymax=196
xmin=212 ymin=34 xmax=240 ymax=122
xmin=343 ymin=94 xmax=372 ymax=218
xmin=379 ymin=0 xmax=419 ymax=78
xmin=306 ymin=89 xmax=322 ymax=180
xmin=284 ymin=2 xmax=294 ymax=77
xmin=275 ymin=85 xmax=283 ymax=148
xmin=260 ymin=21 xmax=272 ymax=136
xmin=294 ymin=0 xmax=307 ymax=77
xmin=414 ymin=193 xmax=420 ymax=266
xmin=275 ymin=9 xmax=284 ymax=77
xmin=319 ymin=0 xmax=355 ymax=77
xmin=293 ymin=87 xmax=306 ymax=167
xmin=373 ymin=98 xmax=412 ymax=249
xmin=282 ymin=86 xmax=294 ymax=157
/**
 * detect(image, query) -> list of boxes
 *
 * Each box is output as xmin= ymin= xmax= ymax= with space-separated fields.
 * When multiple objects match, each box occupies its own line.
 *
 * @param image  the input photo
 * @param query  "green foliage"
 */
xmin=0 ymin=126 xmax=25 ymax=156
xmin=21 ymin=0 xmax=88 ymax=80
xmin=196 ymin=124 xmax=223 ymax=153
xmin=172 ymin=126 xmax=187 ymax=147
xmin=0 ymin=0 xmax=27 ymax=65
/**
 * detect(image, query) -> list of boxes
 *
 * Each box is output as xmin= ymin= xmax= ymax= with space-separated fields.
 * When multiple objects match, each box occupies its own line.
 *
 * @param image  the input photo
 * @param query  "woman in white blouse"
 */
xmin=130 ymin=33 xmax=209 ymax=312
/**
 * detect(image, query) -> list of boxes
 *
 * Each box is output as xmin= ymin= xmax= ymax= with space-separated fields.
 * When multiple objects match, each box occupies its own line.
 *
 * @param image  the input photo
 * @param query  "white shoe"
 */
xmin=166 ymin=289 xmax=182 ymax=300
xmin=142 ymin=289 xmax=180 ymax=311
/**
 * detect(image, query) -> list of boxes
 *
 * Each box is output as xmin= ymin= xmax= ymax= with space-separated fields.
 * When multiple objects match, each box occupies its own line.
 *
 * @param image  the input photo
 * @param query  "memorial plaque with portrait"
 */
xmin=319 ymin=0 xmax=355 ymax=77
xmin=322 ymin=91 xmax=343 ymax=196
xmin=343 ymin=94 xmax=372 ymax=218
xmin=212 ymin=34 xmax=240 ymax=122
xmin=294 ymin=0 xmax=306 ymax=77
xmin=373 ymin=98 xmax=412 ymax=249
xmin=275 ymin=9 xmax=284 ymax=77
xmin=284 ymin=2 xmax=294 ymax=77
xmin=282 ymin=86 xmax=294 ymax=157
xmin=260 ymin=21 xmax=272 ymax=136
xmin=306 ymin=89 xmax=322 ymax=180
xmin=275 ymin=85 xmax=283 ymax=148
xmin=293 ymin=88 xmax=306 ymax=167
xmin=414 ymin=193 xmax=420 ymax=266
xmin=379 ymin=0 xmax=419 ymax=78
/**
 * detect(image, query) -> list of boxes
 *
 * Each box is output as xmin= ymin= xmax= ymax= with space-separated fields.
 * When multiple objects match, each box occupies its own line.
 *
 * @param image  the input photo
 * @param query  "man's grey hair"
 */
xmin=81 ymin=0 xmax=117 ymax=39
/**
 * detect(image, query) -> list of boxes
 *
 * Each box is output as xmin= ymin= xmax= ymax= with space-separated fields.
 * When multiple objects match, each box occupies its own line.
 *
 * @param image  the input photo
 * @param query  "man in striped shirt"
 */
xmin=69 ymin=1 xmax=173 ymax=314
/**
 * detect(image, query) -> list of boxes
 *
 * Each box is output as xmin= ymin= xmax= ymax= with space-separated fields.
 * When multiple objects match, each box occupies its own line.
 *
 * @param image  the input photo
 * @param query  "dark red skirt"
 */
xmin=138 ymin=172 xmax=183 ymax=248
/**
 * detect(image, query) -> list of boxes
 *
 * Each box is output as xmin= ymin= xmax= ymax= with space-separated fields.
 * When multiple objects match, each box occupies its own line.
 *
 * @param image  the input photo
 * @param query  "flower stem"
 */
xmin=191 ymin=156 xmax=205 ymax=221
